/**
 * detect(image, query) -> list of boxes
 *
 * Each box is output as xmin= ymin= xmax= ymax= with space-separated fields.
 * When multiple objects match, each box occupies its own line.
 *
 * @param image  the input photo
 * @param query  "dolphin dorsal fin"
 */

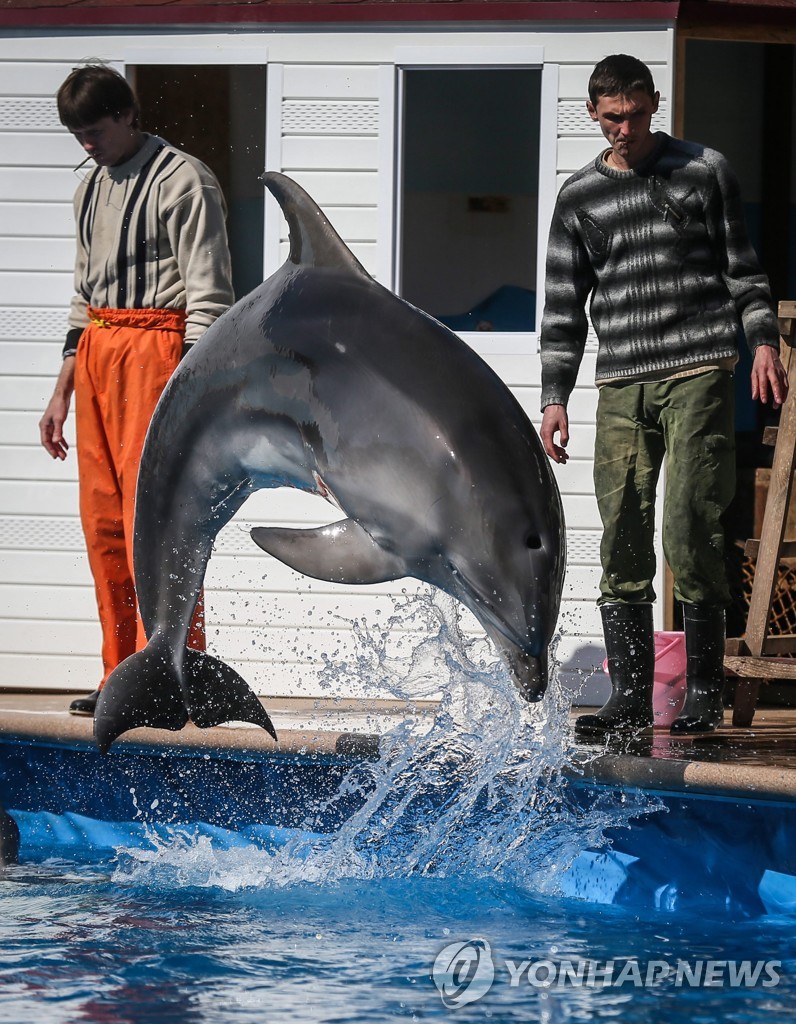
xmin=261 ymin=171 xmax=370 ymax=277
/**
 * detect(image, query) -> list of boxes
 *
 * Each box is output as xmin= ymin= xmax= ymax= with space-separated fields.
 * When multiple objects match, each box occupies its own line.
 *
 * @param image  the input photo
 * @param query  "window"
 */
xmin=399 ymin=67 xmax=542 ymax=334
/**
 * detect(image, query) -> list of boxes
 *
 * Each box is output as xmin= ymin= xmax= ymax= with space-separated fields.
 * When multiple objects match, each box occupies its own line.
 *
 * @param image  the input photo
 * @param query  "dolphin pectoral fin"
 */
xmin=251 ymin=519 xmax=407 ymax=585
xmin=182 ymin=649 xmax=277 ymax=741
xmin=94 ymin=647 xmax=189 ymax=753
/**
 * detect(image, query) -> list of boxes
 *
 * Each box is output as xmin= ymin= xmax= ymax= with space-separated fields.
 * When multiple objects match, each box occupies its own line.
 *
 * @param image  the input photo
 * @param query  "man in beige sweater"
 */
xmin=38 ymin=64 xmax=234 ymax=715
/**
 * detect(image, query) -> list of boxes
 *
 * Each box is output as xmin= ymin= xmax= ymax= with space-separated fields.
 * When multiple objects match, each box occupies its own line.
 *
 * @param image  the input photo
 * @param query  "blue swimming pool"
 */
xmin=2 ymin=611 xmax=795 ymax=1023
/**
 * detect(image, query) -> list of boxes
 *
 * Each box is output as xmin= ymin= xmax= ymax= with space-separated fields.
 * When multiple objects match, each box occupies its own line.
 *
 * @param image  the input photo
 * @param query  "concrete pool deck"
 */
xmin=2 ymin=691 xmax=796 ymax=803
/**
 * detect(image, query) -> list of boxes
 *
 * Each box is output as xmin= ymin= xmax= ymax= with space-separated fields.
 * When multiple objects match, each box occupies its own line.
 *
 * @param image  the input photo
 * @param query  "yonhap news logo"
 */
xmin=430 ymin=941 xmax=782 ymax=1008
xmin=432 ymin=939 xmax=496 ymax=1009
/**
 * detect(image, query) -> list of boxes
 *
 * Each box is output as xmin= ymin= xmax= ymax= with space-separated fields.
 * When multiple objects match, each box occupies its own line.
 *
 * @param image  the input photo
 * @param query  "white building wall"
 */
xmin=0 ymin=26 xmax=675 ymax=702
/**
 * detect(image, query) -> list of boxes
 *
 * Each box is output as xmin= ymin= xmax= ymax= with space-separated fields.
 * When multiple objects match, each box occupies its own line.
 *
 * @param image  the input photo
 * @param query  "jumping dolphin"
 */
xmin=94 ymin=172 xmax=565 ymax=752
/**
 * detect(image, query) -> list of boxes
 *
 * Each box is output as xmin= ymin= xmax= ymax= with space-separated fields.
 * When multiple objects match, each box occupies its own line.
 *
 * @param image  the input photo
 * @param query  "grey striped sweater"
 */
xmin=540 ymin=133 xmax=779 ymax=409
xmin=67 ymin=134 xmax=233 ymax=347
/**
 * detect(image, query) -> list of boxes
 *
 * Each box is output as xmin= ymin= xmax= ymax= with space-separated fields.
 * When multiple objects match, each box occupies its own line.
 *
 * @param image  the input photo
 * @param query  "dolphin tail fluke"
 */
xmin=94 ymin=647 xmax=190 ymax=753
xmin=260 ymin=171 xmax=369 ymax=277
xmin=94 ymin=646 xmax=277 ymax=753
xmin=182 ymin=648 xmax=278 ymax=741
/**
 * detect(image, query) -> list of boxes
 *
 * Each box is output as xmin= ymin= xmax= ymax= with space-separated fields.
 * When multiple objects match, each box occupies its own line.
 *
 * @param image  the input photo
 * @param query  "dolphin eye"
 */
xmin=526 ymin=533 xmax=542 ymax=550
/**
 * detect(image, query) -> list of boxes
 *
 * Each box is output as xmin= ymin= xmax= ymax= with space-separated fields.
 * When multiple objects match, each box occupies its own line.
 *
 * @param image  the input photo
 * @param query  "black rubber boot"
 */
xmin=69 ymin=688 xmax=101 ymax=717
xmin=574 ymin=603 xmax=655 ymax=740
xmin=670 ymin=603 xmax=726 ymax=735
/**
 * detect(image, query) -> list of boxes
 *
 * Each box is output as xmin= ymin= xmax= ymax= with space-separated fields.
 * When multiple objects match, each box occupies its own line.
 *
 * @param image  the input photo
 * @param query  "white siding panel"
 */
xmin=310 ymin=207 xmax=378 ymax=240
xmin=0 ymin=411 xmax=48 ymax=445
xmin=0 ymin=202 xmax=74 ymax=237
xmin=0 ymin=342 xmax=64 ymax=376
xmin=0 ymin=167 xmax=75 ymax=202
xmin=557 ymin=63 xmax=671 ymax=100
xmin=0 ymin=583 xmax=96 ymax=620
xmin=0 ymin=272 xmax=72 ymax=307
xmin=0 ymin=308 xmax=68 ymax=340
xmin=282 ymin=64 xmax=380 ymax=99
xmin=0 ymin=377 xmax=55 ymax=411
xmin=549 ymin=459 xmax=595 ymax=496
xmin=0 ymin=480 xmax=79 ymax=516
xmin=0 ymin=237 xmax=74 ymax=271
xmin=0 ymin=513 xmax=84 ymax=552
xmin=0 ymin=62 xmax=75 ymax=97
xmin=0 ymin=654 xmax=100 ymax=690
xmin=2 ymin=550 xmax=89 ymax=586
xmin=0 ymin=619 xmax=99 ymax=655
xmin=281 ymin=136 xmax=379 ymax=171
xmin=1 ymin=448 xmax=77 ymax=483
xmin=560 ymin=494 xmax=600 ymax=530
xmin=281 ymin=171 xmax=379 ymax=206
xmin=1 ymin=131 xmax=78 ymax=167
xmin=542 ymin=32 xmax=672 ymax=64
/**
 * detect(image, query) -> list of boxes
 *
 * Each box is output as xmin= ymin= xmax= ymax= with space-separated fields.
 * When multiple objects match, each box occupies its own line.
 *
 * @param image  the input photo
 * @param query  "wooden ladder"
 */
xmin=725 ymin=300 xmax=796 ymax=726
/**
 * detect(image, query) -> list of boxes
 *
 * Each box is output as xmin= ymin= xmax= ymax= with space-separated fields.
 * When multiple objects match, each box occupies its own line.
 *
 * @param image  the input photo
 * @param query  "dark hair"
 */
xmin=588 ymin=54 xmax=657 ymax=104
xmin=57 ymin=63 xmax=140 ymax=131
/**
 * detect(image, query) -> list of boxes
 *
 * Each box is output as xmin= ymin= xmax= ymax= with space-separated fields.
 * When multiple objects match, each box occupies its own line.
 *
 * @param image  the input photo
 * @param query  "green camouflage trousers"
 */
xmin=594 ymin=370 xmax=735 ymax=606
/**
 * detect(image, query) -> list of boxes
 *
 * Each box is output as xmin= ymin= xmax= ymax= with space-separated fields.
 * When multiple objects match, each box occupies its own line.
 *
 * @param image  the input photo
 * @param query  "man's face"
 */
xmin=71 ymin=110 xmax=139 ymax=167
xmin=586 ymin=89 xmax=660 ymax=170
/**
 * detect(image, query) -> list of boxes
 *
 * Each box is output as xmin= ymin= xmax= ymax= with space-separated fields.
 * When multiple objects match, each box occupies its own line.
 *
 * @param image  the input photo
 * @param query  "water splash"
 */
xmin=112 ymin=591 xmax=654 ymax=894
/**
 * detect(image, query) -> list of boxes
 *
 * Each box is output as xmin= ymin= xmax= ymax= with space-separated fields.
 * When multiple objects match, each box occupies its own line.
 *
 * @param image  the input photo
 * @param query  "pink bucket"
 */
xmin=602 ymin=630 xmax=686 ymax=727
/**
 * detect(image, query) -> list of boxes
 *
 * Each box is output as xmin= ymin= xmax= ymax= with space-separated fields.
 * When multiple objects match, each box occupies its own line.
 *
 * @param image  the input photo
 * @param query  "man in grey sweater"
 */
xmin=540 ymin=54 xmax=787 ymax=738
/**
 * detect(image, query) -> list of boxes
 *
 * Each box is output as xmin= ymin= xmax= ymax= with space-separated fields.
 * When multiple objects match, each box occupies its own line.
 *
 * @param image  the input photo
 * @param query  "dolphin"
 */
xmin=94 ymin=172 xmax=565 ymax=752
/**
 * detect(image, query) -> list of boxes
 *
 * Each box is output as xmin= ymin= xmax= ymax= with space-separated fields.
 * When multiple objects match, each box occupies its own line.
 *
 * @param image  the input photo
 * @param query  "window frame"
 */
xmin=380 ymin=46 xmax=558 ymax=355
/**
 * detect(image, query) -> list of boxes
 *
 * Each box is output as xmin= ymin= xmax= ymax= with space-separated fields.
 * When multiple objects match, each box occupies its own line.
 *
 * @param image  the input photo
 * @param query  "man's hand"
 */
xmin=540 ymin=404 xmax=570 ymax=464
xmin=752 ymin=344 xmax=789 ymax=410
xmin=39 ymin=356 xmax=75 ymax=460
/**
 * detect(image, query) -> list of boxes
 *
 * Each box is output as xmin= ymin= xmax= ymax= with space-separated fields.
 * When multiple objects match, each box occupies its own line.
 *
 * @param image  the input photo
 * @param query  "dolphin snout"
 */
xmin=501 ymin=645 xmax=547 ymax=702
xmin=482 ymin=621 xmax=548 ymax=702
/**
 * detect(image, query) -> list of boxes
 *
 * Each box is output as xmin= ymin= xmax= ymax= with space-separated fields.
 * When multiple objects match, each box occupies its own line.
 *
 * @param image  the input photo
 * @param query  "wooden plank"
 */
xmin=744 ymin=538 xmax=796 ymax=559
xmin=744 ymin=319 xmax=796 ymax=656
xmin=725 ymin=655 xmax=796 ymax=680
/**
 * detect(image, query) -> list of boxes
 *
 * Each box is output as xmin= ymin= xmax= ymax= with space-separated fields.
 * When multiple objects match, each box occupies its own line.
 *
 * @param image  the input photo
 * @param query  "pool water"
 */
xmin=2 ymin=848 xmax=795 ymax=1024
xmin=2 ymin=597 xmax=796 ymax=1022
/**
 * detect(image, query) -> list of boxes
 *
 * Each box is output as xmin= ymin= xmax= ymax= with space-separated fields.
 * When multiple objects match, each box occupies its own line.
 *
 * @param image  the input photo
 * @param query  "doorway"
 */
xmin=681 ymin=39 xmax=796 ymax=636
xmin=131 ymin=64 xmax=267 ymax=300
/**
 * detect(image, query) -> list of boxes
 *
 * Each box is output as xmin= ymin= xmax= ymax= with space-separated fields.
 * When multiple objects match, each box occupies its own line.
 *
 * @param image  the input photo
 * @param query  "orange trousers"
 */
xmin=74 ymin=306 xmax=205 ymax=687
